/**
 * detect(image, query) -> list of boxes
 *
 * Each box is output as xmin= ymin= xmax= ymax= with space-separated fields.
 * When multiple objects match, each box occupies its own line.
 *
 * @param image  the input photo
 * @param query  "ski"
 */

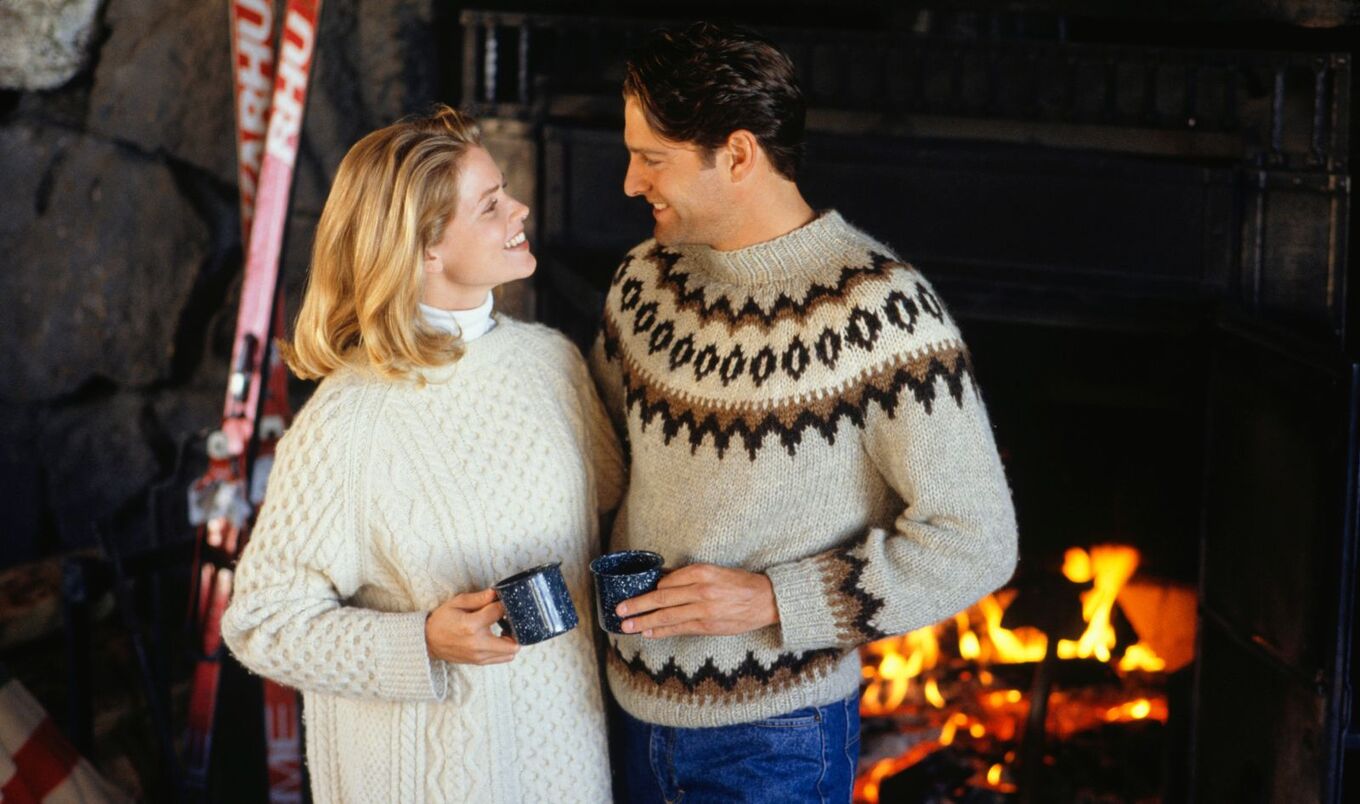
xmin=183 ymin=1 xmax=321 ymax=800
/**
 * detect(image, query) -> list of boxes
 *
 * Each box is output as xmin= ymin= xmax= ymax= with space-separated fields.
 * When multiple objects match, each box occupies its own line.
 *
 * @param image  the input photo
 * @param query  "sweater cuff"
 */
xmin=766 ymin=561 xmax=843 ymax=652
xmin=374 ymin=611 xmax=449 ymax=701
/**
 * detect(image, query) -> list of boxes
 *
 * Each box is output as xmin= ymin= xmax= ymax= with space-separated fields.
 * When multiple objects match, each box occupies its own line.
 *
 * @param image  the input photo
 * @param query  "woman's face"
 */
xmin=421 ymin=146 xmax=535 ymax=309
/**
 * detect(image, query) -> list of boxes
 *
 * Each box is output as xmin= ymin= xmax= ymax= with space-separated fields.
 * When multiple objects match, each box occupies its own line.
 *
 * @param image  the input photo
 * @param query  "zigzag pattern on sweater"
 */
xmin=607 ymin=643 xmax=845 ymax=705
xmin=609 ymin=331 xmax=974 ymax=459
xmin=815 ymin=534 xmax=890 ymax=645
xmin=611 ymin=243 xmax=910 ymax=332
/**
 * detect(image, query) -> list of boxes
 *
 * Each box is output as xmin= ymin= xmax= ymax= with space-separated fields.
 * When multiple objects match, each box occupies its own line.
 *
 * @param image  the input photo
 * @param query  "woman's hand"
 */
xmin=425 ymin=589 xmax=520 ymax=665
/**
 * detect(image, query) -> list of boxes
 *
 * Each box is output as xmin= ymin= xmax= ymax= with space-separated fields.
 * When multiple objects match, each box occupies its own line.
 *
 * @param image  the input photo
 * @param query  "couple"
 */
xmin=222 ymin=22 xmax=1018 ymax=804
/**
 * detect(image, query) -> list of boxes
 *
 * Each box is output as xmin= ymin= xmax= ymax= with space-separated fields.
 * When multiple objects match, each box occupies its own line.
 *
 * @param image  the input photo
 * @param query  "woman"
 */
xmin=221 ymin=105 xmax=622 ymax=803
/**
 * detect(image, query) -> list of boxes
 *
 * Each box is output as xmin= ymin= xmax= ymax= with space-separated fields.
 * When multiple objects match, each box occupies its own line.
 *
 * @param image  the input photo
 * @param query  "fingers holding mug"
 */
xmin=426 ymin=589 xmax=520 ymax=666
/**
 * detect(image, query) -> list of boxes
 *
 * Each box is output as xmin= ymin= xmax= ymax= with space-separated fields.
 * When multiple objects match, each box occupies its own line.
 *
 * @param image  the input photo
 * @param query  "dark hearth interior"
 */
xmin=0 ymin=1 xmax=1356 ymax=801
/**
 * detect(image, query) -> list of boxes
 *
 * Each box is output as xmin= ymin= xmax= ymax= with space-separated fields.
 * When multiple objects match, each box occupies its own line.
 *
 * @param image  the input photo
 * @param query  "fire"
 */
xmin=924 ymin=678 xmax=946 ymax=709
xmin=1118 ymin=642 xmax=1166 ymax=673
xmin=860 ymin=625 xmax=941 ymax=715
xmin=855 ymin=543 xmax=1189 ymax=803
xmin=977 ymin=592 xmax=1047 ymax=663
xmin=1056 ymin=546 xmax=1137 ymax=663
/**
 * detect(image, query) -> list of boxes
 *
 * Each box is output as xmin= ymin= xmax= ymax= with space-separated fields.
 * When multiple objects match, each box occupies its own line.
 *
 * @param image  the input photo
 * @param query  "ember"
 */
xmin=855 ymin=544 xmax=1193 ymax=803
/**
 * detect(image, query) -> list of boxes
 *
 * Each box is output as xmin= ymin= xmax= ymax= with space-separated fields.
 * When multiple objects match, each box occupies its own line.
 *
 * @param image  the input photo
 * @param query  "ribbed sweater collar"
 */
xmin=678 ymin=210 xmax=860 ymax=285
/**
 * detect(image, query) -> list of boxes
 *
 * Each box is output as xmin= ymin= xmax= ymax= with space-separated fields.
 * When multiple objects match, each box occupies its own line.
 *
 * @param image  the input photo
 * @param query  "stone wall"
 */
xmin=0 ymin=0 xmax=463 ymax=567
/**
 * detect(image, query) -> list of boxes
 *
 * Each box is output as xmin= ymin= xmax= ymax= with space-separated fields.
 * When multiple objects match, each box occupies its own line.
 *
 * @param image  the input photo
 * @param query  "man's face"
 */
xmin=623 ymin=97 xmax=734 ymax=248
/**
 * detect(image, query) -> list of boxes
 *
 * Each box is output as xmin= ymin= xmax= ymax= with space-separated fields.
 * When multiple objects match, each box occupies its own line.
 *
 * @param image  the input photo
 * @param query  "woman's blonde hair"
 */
xmin=281 ymin=104 xmax=483 ymax=381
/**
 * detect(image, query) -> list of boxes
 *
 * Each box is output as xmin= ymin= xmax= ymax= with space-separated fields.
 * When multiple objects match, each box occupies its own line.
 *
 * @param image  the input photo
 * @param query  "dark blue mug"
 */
xmin=590 ymin=550 xmax=665 ymax=634
xmin=492 ymin=562 xmax=578 ymax=645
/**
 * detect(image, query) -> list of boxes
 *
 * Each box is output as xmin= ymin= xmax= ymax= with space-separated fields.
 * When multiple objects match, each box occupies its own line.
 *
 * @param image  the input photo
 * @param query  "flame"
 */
xmin=860 ymin=625 xmax=940 ymax=715
xmin=1062 ymin=546 xmax=1092 ymax=582
xmin=959 ymin=629 xmax=981 ymax=660
xmin=978 ymin=593 xmax=1048 ymax=663
xmin=1118 ymin=642 xmax=1167 ymax=673
xmin=1057 ymin=545 xmax=1142 ymax=664
xmin=854 ymin=543 xmax=1184 ymax=802
xmin=855 ymin=740 xmax=942 ymax=803
xmin=939 ymin=712 xmax=967 ymax=746
xmin=924 ymin=678 xmax=946 ymax=708
xmin=1105 ymin=697 xmax=1166 ymax=724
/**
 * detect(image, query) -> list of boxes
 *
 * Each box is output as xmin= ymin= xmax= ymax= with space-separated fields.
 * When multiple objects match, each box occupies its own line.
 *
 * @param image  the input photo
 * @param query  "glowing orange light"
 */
xmin=924 ymin=678 xmax=946 ymax=709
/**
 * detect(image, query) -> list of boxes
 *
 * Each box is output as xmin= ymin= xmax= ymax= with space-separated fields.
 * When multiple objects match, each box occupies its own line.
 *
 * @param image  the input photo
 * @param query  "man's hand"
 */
xmin=425 ymin=589 xmax=520 ymax=665
xmin=616 ymin=564 xmax=779 ymax=638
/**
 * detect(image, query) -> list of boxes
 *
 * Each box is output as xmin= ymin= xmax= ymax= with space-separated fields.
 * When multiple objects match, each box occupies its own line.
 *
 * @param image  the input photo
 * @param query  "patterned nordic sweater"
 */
xmin=222 ymin=318 xmax=622 ymax=803
xmin=589 ymin=211 xmax=1018 ymax=728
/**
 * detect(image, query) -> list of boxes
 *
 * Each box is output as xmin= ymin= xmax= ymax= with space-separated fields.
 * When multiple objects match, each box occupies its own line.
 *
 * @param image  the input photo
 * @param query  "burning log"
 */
xmin=855 ymin=544 xmax=1195 ymax=803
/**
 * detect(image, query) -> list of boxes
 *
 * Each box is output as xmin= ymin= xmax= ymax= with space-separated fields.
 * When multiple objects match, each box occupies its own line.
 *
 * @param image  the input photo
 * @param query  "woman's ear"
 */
xmin=422 ymin=247 xmax=442 ymax=274
xmin=725 ymin=130 xmax=759 ymax=182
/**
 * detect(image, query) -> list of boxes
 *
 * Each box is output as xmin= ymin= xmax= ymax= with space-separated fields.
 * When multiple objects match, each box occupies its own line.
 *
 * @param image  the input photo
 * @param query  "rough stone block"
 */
xmin=87 ymin=0 xmax=235 ymax=185
xmin=0 ymin=125 xmax=210 ymax=400
xmin=0 ymin=0 xmax=104 ymax=91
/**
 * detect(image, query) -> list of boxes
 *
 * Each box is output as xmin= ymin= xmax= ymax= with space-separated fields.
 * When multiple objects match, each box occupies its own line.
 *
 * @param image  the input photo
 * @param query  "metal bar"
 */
xmin=1143 ymin=57 xmax=1159 ymax=125
xmin=461 ymin=18 xmax=478 ymax=107
xmin=1311 ymin=58 xmax=1330 ymax=165
xmin=1251 ymin=169 xmax=1267 ymax=310
xmin=518 ymin=23 xmax=530 ymax=106
xmin=455 ymin=9 xmax=1345 ymax=165
xmin=483 ymin=20 xmax=498 ymax=106
xmin=1185 ymin=62 xmax=1199 ymax=129
xmin=985 ymin=43 xmax=1001 ymax=115
xmin=1103 ymin=56 xmax=1117 ymax=122
xmin=1326 ymin=361 xmax=1360 ymax=803
xmin=1224 ymin=61 xmax=1239 ymax=130
xmin=1332 ymin=55 xmax=1351 ymax=173
xmin=1200 ymin=606 xmax=1325 ymax=691
xmin=1026 ymin=48 xmax=1041 ymax=117
xmin=1017 ymin=649 xmax=1059 ymax=803
xmin=949 ymin=45 xmax=963 ymax=113
xmin=1062 ymin=51 xmax=1076 ymax=119
xmin=1270 ymin=65 xmax=1287 ymax=161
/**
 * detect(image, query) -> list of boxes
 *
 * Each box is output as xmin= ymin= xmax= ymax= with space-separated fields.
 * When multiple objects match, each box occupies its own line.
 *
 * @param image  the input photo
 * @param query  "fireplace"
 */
xmin=846 ymin=317 xmax=1207 ymax=802
xmin=461 ymin=7 xmax=1358 ymax=801
xmin=854 ymin=543 xmax=1192 ymax=801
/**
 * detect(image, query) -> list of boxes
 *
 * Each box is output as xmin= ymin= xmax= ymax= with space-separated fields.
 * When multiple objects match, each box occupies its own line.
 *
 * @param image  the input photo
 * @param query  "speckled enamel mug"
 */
xmin=492 ymin=562 xmax=579 ymax=646
xmin=590 ymin=550 xmax=665 ymax=634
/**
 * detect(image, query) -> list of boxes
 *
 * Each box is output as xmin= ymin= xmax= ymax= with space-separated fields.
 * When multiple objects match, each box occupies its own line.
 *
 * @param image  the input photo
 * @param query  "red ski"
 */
xmin=185 ymin=1 xmax=321 ymax=800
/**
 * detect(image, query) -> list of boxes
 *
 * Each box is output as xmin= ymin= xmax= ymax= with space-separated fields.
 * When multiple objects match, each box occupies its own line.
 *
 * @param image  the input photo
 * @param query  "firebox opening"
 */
xmin=852 ymin=320 xmax=1205 ymax=802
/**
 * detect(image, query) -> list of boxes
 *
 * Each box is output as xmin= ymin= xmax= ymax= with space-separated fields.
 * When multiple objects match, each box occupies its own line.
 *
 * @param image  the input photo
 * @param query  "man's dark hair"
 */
xmin=623 ymin=22 xmax=806 ymax=181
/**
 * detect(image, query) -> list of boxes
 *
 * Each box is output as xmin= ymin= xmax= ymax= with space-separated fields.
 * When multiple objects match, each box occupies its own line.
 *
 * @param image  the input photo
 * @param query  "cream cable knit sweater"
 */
xmin=590 ymin=211 xmax=1019 ymax=728
xmin=222 ymin=317 xmax=622 ymax=803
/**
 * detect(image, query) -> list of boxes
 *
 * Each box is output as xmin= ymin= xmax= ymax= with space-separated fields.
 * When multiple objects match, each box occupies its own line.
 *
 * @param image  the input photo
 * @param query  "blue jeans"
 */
xmin=614 ymin=694 xmax=860 ymax=803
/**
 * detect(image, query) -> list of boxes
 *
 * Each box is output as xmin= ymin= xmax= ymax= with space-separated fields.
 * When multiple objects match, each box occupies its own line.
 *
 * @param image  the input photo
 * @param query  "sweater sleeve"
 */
xmin=588 ymin=326 xmax=628 ymax=441
xmin=221 ymin=388 xmax=451 ymax=703
xmin=589 ymin=249 xmax=635 ymax=442
xmin=518 ymin=323 xmax=626 ymax=516
xmin=565 ymin=338 xmax=625 ymax=515
xmin=765 ymin=349 xmax=1019 ymax=653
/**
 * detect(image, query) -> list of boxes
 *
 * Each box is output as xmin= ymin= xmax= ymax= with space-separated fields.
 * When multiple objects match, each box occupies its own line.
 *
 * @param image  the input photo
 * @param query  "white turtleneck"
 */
xmin=419 ymin=292 xmax=495 ymax=342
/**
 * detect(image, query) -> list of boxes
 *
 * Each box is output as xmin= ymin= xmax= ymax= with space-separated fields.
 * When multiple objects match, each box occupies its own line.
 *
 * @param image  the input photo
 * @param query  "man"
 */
xmin=589 ymin=22 xmax=1018 ymax=802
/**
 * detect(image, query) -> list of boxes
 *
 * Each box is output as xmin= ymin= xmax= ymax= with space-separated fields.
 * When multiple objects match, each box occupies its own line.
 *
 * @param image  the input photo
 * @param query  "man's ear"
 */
xmin=725 ymin=129 xmax=760 ymax=182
